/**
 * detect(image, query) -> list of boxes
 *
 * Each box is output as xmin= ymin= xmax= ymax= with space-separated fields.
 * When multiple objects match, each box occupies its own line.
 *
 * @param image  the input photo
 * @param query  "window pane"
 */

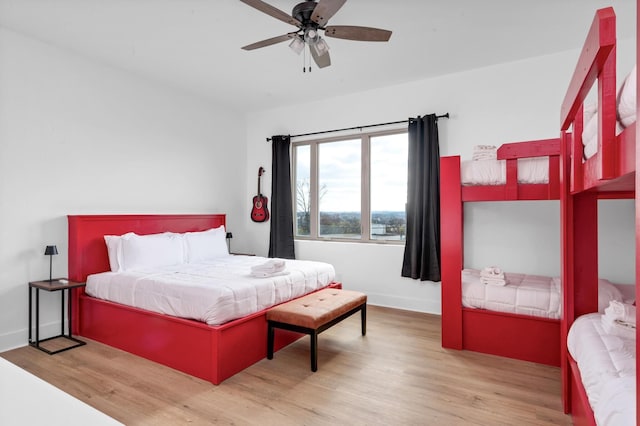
xmin=295 ymin=145 xmax=311 ymax=236
xmin=318 ymin=139 xmax=361 ymax=239
xmin=370 ymin=134 xmax=408 ymax=241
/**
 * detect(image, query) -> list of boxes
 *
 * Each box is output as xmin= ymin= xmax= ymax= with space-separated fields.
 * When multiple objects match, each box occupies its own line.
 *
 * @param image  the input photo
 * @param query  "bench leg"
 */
xmin=361 ymin=304 xmax=367 ymax=336
xmin=310 ymin=331 xmax=318 ymax=372
xmin=267 ymin=322 xmax=274 ymax=360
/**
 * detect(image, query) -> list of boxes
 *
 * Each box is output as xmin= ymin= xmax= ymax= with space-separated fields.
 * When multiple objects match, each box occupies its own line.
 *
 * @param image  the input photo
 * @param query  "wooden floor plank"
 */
xmin=1 ymin=306 xmax=571 ymax=425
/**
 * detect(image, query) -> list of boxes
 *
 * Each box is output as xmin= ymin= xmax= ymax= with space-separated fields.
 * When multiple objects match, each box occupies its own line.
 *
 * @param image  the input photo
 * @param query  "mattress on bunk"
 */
xmin=582 ymin=65 xmax=636 ymax=160
xmin=86 ymin=255 xmax=336 ymax=326
xmin=460 ymin=157 xmax=549 ymax=186
xmin=461 ymin=269 xmax=561 ymax=319
xmin=567 ymin=313 xmax=636 ymax=425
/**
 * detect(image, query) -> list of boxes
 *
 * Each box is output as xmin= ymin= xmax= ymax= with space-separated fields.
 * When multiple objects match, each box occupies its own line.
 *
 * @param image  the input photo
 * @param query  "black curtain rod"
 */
xmin=266 ymin=113 xmax=449 ymax=142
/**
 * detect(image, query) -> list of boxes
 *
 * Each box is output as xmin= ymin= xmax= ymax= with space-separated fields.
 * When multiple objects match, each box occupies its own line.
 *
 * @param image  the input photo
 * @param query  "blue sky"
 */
xmin=296 ymin=133 xmax=407 ymax=212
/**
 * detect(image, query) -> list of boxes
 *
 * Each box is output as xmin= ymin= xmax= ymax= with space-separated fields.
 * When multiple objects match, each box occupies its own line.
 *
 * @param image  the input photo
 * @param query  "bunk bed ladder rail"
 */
xmin=560 ymin=7 xmax=617 ymax=190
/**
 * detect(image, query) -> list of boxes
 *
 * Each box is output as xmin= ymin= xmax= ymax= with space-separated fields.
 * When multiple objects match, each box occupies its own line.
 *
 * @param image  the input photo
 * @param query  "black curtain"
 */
xmin=268 ymin=135 xmax=296 ymax=259
xmin=401 ymin=114 xmax=441 ymax=281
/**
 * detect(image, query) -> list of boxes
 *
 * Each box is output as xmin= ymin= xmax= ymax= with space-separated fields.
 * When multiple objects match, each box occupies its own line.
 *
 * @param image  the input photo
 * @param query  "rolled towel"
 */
xmin=604 ymin=300 xmax=636 ymax=325
xmin=251 ymin=259 xmax=286 ymax=273
xmin=480 ymin=266 xmax=504 ymax=280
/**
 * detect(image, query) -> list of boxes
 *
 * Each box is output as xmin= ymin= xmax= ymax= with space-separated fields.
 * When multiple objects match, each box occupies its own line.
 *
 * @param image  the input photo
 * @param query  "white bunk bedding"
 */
xmin=462 ymin=269 xmax=631 ymax=319
xmin=567 ymin=313 xmax=636 ymax=425
xmin=582 ymin=65 xmax=636 ymax=160
xmin=86 ymin=255 xmax=336 ymax=326
xmin=462 ymin=269 xmax=561 ymax=318
xmin=460 ymin=157 xmax=549 ymax=186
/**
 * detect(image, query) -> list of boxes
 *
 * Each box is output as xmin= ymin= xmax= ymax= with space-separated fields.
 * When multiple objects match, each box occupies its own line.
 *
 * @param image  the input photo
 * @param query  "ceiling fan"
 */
xmin=239 ymin=0 xmax=392 ymax=69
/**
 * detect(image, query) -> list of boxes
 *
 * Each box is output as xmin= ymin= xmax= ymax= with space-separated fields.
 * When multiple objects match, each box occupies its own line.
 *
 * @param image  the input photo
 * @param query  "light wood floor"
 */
xmin=1 ymin=306 xmax=571 ymax=425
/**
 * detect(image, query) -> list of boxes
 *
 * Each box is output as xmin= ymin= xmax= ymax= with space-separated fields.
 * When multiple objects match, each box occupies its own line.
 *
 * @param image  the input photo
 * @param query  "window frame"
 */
xmin=292 ymin=128 xmax=408 ymax=244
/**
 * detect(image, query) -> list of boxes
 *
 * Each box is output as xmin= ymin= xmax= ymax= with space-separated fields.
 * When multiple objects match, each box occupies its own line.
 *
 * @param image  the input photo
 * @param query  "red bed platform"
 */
xmin=558 ymin=6 xmax=638 ymax=424
xmin=68 ymin=214 xmax=340 ymax=385
xmin=440 ymin=138 xmax=562 ymax=366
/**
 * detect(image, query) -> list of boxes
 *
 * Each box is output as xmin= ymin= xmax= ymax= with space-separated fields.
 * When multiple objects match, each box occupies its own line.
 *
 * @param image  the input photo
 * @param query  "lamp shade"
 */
xmin=44 ymin=245 xmax=58 ymax=256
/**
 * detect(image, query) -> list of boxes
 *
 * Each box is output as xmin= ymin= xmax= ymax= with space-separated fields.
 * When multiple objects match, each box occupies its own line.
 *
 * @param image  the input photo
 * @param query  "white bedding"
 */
xmin=582 ymin=65 xmax=636 ymax=160
xmin=460 ymin=157 xmax=549 ymax=186
xmin=461 ymin=269 xmax=630 ymax=319
xmin=462 ymin=269 xmax=561 ymax=319
xmin=86 ymin=255 xmax=336 ymax=325
xmin=567 ymin=313 xmax=636 ymax=425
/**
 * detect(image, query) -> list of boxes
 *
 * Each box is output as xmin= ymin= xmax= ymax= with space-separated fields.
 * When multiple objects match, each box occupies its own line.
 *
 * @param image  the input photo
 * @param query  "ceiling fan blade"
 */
xmin=310 ymin=46 xmax=331 ymax=69
xmin=241 ymin=33 xmax=296 ymax=51
xmin=324 ymin=25 xmax=392 ymax=42
xmin=311 ymin=0 xmax=347 ymax=26
xmin=239 ymin=0 xmax=302 ymax=27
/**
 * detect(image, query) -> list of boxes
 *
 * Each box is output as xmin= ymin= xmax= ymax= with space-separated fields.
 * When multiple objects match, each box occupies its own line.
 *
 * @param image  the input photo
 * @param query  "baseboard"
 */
xmin=367 ymin=293 xmax=441 ymax=315
xmin=0 ymin=321 xmax=63 ymax=353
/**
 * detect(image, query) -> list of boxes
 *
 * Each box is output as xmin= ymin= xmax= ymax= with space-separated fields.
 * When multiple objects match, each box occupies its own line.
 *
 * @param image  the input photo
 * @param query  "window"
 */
xmin=293 ymin=130 xmax=408 ymax=243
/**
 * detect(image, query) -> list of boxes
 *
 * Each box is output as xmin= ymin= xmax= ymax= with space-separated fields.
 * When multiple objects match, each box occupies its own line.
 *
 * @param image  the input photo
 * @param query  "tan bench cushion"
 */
xmin=267 ymin=289 xmax=367 ymax=330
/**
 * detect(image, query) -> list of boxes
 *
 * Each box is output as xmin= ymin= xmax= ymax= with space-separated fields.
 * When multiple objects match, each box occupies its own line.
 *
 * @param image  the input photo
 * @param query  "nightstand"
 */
xmin=28 ymin=278 xmax=87 ymax=354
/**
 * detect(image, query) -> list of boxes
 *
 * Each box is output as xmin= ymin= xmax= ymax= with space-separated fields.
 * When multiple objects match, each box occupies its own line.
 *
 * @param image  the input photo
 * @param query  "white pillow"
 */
xmin=184 ymin=225 xmax=229 ymax=263
xmin=120 ymin=232 xmax=185 ymax=271
xmin=598 ymin=278 xmax=624 ymax=313
xmin=104 ymin=232 xmax=136 ymax=272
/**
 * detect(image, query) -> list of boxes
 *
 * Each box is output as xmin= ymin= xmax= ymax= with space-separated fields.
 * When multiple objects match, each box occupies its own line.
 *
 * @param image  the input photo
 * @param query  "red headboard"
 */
xmin=68 ymin=214 xmax=226 ymax=282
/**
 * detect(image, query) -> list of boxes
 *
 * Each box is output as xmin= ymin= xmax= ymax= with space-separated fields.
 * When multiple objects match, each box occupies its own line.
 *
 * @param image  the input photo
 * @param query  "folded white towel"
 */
xmin=601 ymin=313 xmax=636 ymax=340
xmin=604 ymin=300 xmax=636 ymax=325
xmin=472 ymin=145 xmax=497 ymax=161
xmin=250 ymin=259 xmax=286 ymax=273
xmin=480 ymin=277 xmax=507 ymax=287
xmin=250 ymin=270 xmax=290 ymax=278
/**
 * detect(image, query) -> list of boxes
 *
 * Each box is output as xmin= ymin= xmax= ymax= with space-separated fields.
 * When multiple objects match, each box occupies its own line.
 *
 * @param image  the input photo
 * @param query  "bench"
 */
xmin=266 ymin=288 xmax=367 ymax=372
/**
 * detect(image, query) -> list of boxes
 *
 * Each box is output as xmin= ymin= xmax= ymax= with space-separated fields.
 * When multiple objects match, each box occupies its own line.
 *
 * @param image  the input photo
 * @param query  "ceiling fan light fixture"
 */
xmin=312 ymin=37 xmax=330 ymax=57
xmin=288 ymin=36 xmax=305 ymax=55
xmin=304 ymin=27 xmax=320 ymax=45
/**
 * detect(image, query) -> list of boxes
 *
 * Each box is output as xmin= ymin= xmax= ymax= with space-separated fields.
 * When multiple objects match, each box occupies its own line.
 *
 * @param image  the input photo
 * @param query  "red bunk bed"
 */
xmin=559 ymin=6 xmax=637 ymax=425
xmin=440 ymin=138 xmax=562 ymax=366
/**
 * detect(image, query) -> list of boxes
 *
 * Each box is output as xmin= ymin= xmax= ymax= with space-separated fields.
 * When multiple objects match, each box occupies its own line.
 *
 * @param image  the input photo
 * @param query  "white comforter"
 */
xmin=582 ymin=65 xmax=636 ymax=160
xmin=567 ymin=313 xmax=636 ymax=425
xmin=460 ymin=157 xmax=549 ymax=186
xmin=462 ymin=269 xmax=561 ymax=319
xmin=86 ymin=255 xmax=336 ymax=325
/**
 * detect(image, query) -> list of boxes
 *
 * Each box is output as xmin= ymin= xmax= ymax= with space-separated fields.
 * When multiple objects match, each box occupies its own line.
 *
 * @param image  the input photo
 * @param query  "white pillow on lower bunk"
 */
xmin=598 ymin=279 xmax=624 ymax=313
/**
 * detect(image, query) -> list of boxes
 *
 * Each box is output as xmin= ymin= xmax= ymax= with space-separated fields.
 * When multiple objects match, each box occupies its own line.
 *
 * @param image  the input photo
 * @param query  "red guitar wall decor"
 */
xmin=251 ymin=167 xmax=270 ymax=222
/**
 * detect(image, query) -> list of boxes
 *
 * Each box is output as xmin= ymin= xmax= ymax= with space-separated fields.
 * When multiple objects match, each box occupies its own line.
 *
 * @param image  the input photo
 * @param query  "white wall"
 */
xmin=0 ymin=27 xmax=634 ymax=353
xmin=0 ymin=28 xmax=246 ymax=351
xmin=242 ymin=39 xmax=636 ymax=313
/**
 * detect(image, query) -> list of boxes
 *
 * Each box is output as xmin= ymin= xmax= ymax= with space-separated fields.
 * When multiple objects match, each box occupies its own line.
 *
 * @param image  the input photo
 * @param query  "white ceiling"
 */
xmin=0 ymin=0 xmax=636 ymax=112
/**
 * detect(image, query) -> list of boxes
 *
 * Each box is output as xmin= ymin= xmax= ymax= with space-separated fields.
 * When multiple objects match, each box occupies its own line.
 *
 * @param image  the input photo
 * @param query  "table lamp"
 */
xmin=226 ymin=232 xmax=233 ymax=253
xmin=44 ymin=245 xmax=58 ymax=282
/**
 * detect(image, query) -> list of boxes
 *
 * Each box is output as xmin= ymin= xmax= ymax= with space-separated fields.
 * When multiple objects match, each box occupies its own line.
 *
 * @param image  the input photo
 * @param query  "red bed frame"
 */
xmin=558 ymin=6 xmax=638 ymax=425
xmin=440 ymin=138 xmax=562 ymax=366
xmin=67 ymin=214 xmax=340 ymax=385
